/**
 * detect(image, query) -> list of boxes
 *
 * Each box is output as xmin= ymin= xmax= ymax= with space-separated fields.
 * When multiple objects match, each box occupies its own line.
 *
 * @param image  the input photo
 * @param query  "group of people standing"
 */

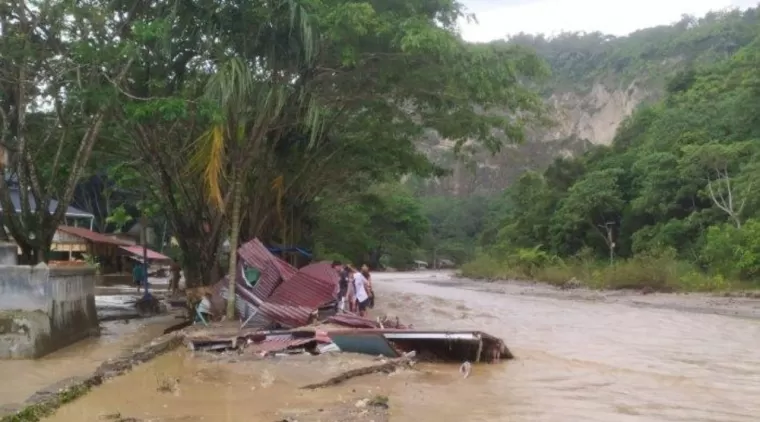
xmin=332 ymin=261 xmax=375 ymax=317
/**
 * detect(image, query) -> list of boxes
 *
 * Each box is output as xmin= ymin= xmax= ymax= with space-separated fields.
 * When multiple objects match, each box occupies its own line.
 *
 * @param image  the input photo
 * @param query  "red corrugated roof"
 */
xmin=326 ymin=314 xmax=410 ymax=329
xmin=119 ymin=245 xmax=171 ymax=261
xmin=237 ymin=238 xmax=274 ymax=269
xmin=57 ymin=226 xmax=131 ymax=246
xmin=246 ymin=334 xmax=319 ymax=355
xmin=298 ymin=261 xmax=340 ymax=285
xmin=250 ymin=259 xmax=283 ymax=300
xmin=210 ymin=238 xmax=343 ymax=328
xmin=237 ymin=239 xmax=298 ymax=300
xmin=259 ymin=271 xmax=337 ymax=327
xmin=326 ymin=314 xmax=381 ymax=329
xmin=276 ymin=257 xmax=297 ymax=279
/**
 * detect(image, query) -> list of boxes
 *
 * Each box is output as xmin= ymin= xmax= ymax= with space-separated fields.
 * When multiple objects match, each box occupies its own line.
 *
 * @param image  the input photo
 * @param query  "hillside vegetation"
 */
xmin=508 ymin=9 xmax=760 ymax=92
xmin=455 ymin=7 xmax=760 ymax=291
xmin=415 ymin=9 xmax=760 ymax=197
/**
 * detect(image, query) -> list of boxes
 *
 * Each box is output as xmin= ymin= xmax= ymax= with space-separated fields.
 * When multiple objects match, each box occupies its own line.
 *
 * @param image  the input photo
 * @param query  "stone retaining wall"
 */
xmin=0 ymin=264 xmax=99 ymax=359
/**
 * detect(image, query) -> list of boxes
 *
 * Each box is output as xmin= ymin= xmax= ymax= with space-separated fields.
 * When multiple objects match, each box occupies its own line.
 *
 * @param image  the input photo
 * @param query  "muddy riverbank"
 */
xmin=0 ymin=314 xmax=181 ymax=417
xmin=415 ymin=270 xmax=760 ymax=320
xmin=34 ymin=271 xmax=760 ymax=421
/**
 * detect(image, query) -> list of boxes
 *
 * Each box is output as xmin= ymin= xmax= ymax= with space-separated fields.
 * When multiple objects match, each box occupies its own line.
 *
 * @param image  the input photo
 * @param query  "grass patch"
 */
xmin=1 ymin=384 xmax=91 ymax=422
xmin=460 ymin=252 xmax=744 ymax=293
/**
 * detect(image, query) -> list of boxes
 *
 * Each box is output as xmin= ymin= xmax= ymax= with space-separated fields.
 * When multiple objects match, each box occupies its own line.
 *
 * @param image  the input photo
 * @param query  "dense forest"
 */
xmin=3 ymin=1 xmax=760 ymax=293
xmin=446 ymin=8 xmax=760 ymax=290
xmin=0 ymin=0 xmax=544 ymax=307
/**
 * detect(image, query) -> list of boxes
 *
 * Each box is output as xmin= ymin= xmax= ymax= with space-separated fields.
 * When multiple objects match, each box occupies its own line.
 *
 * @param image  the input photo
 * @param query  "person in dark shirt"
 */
xmin=332 ymin=260 xmax=349 ymax=312
xmin=132 ymin=261 xmax=147 ymax=294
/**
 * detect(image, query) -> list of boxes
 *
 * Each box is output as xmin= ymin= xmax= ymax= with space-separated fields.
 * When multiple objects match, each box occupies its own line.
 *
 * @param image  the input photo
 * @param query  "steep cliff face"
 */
xmin=420 ymin=80 xmax=658 ymax=197
xmin=546 ymin=81 xmax=654 ymax=146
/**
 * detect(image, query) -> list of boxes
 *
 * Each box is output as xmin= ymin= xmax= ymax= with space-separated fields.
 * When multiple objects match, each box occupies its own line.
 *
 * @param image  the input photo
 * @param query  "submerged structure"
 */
xmin=0 ymin=243 xmax=99 ymax=359
xmin=201 ymin=238 xmax=513 ymax=364
xmin=210 ymin=239 xmax=338 ymax=329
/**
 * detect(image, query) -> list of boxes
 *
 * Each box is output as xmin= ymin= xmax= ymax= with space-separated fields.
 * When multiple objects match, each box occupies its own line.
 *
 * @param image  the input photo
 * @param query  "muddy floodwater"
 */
xmin=0 ymin=315 xmax=179 ymax=410
xmin=44 ymin=272 xmax=760 ymax=421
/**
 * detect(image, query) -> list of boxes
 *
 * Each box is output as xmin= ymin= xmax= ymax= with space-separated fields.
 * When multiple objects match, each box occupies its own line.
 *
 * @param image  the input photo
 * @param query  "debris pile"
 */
xmin=208 ymin=239 xmax=339 ymax=329
xmin=192 ymin=238 xmax=513 ymax=369
xmin=185 ymin=316 xmax=512 ymax=363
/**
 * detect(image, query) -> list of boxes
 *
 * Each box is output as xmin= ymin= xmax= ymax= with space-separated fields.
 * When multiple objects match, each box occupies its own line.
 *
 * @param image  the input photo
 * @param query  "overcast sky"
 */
xmin=459 ymin=0 xmax=759 ymax=42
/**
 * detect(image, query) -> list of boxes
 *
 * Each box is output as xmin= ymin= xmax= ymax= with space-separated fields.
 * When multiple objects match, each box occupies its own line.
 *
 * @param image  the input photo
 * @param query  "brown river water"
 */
xmin=0 ymin=315 xmax=179 ymax=409
xmin=33 ymin=272 xmax=760 ymax=421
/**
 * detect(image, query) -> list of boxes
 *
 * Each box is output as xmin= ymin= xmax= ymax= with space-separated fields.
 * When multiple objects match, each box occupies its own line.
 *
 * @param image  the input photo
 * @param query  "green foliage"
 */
xmin=105 ymin=206 xmax=134 ymax=233
xmin=462 ymin=248 xmax=733 ymax=292
xmin=701 ymin=219 xmax=760 ymax=280
xmin=418 ymin=195 xmax=490 ymax=265
xmin=507 ymin=9 xmax=760 ymax=91
xmin=471 ymin=10 xmax=760 ymax=290
xmin=313 ymin=183 xmax=429 ymax=268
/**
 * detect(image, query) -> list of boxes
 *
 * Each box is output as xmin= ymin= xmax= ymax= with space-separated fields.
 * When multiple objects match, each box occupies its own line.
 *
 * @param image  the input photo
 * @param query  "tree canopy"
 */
xmin=468 ymin=12 xmax=760 ymax=286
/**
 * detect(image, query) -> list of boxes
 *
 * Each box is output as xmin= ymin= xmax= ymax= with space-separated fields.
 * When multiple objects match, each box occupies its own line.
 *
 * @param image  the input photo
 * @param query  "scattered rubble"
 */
xmin=178 ymin=238 xmax=515 ymax=391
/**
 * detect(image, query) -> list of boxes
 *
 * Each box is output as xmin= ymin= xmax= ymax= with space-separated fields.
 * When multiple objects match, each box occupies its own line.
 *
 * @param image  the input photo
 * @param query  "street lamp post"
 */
xmin=140 ymin=213 xmax=151 ymax=299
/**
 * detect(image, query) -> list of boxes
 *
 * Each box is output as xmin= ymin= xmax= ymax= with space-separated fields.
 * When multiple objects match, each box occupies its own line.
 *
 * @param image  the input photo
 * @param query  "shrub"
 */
xmin=701 ymin=219 xmax=760 ymax=281
xmin=461 ymin=246 xmax=740 ymax=292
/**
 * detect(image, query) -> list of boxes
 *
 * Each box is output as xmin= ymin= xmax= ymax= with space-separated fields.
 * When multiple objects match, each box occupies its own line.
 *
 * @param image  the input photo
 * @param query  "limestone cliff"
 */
xmin=419 ymin=80 xmax=658 ymax=197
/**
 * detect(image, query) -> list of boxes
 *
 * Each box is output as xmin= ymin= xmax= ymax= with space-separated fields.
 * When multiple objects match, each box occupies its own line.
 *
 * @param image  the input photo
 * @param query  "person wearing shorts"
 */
xmin=361 ymin=264 xmax=374 ymax=309
xmin=352 ymin=268 xmax=370 ymax=317
xmin=333 ymin=261 xmax=349 ymax=312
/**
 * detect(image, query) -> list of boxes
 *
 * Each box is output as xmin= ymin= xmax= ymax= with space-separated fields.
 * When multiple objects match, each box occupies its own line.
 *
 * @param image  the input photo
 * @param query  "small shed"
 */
xmin=413 ymin=260 xmax=428 ymax=270
xmin=54 ymin=226 xmax=132 ymax=273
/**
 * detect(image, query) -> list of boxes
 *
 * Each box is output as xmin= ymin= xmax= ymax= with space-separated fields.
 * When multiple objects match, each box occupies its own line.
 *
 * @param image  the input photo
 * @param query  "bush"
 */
xmin=460 ymin=255 xmax=521 ymax=280
xmin=701 ymin=219 xmax=760 ymax=281
xmin=460 ymin=246 xmax=741 ymax=292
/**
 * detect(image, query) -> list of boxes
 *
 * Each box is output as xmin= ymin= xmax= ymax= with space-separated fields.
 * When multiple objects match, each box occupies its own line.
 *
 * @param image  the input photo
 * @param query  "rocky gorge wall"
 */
xmin=0 ymin=261 xmax=99 ymax=359
xmin=419 ymin=81 xmax=657 ymax=196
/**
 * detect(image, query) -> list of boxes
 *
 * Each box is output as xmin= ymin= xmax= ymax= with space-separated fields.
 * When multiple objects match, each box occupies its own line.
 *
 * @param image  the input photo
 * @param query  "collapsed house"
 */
xmin=202 ymin=239 xmax=513 ymax=364
xmin=210 ymin=239 xmax=339 ymax=329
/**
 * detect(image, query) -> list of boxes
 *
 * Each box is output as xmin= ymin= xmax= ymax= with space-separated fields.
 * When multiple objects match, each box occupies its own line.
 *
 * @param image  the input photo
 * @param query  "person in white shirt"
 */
xmin=352 ymin=269 xmax=370 ymax=317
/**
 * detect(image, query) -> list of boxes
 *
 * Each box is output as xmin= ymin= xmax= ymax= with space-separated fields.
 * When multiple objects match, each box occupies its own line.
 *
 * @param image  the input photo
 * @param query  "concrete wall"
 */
xmin=0 ymin=242 xmax=16 ymax=265
xmin=0 ymin=264 xmax=99 ymax=359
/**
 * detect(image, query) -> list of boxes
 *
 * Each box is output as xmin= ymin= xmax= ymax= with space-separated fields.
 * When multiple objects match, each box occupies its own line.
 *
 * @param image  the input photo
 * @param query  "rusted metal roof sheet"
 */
xmin=326 ymin=314 xmax=409 ymax=329
xmin=237 ymin=239 xmax=298 ymax=300
xmin=245 ymin=333 xmax=317 ymax=355
xmin=237 ymin=238 xmax=275 ymax=268
xmin=326 ymin=314 xmax=381 ymax=329
xmin=119 ymin=245 xmax=171 ymax=262
xmin=257 ymin=302 xmax=313 ymax=328
xmin=259 ymin=271 xmax=337 ymax=327
xmin=275 ymin=257 xmax=297 ymax=279
xmin=57 ymin=226 xmax=131 ymax=246
xmin=211 ymin=238 xmax=343 ymax=328
xmin=298 ymin=261 xmax=339 ymax=285
xmin=250 ymin=259 xmax=283 ymax=300
xmin=271 ymin=271 xmax=335 ymax=308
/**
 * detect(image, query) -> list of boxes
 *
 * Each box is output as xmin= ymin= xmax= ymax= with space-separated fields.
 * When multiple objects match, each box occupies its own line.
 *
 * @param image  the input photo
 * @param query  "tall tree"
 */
xmin=0 ymin=0 xmax=136 ymax=261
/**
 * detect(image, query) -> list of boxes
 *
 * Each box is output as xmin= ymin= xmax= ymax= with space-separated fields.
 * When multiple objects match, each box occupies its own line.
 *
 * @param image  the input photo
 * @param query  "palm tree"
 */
xmin=191 ymin=0 xmax=323 ymax=319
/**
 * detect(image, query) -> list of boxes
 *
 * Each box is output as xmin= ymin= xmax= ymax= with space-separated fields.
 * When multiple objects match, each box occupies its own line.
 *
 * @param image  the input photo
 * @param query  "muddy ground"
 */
xmin=403 ymin=270 xmax=760 ymax=320
xmin=23 ymin=271 xmax=760 ymax=421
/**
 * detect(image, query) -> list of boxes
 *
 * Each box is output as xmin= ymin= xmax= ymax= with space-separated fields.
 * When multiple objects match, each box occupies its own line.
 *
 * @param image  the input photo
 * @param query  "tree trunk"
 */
xmin=176 ymin=229 xmax=222 ymax=288
xmin=226 ymin=170 xmax=244 ymax=319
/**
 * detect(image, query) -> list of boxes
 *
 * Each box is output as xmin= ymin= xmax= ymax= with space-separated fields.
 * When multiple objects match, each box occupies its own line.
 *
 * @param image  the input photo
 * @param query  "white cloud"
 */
xmin=459 ymin=0 xmax=751 ymax=42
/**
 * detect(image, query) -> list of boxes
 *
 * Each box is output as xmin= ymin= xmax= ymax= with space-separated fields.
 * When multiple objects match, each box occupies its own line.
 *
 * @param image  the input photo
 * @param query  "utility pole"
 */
xmin=140 ymin=210 xmax=151 ymax=299
xmin=603 ymin=221 xmax=615 ymax=266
